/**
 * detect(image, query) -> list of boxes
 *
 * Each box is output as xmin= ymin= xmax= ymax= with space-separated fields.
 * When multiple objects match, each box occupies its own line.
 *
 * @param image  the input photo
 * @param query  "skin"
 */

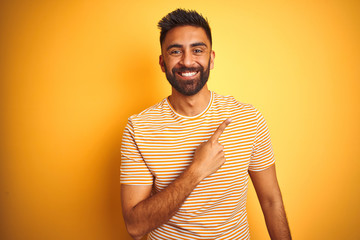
xmin=121 ymin=25 xmax=291 ymax=240
xmin=159 ymin=26 xmax=215 ymax=117
xmin=249 ymin=166 xmax=292 ymax=239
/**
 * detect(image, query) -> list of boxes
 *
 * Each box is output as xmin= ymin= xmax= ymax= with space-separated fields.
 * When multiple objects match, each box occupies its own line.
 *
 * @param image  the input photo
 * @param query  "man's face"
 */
xmin=159 ymin=26 xmax=215 ymax=96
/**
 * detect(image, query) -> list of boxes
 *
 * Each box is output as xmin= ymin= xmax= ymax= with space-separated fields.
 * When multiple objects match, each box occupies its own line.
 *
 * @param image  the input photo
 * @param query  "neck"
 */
xmin=168 ymin=85 xmax=211 ymax=117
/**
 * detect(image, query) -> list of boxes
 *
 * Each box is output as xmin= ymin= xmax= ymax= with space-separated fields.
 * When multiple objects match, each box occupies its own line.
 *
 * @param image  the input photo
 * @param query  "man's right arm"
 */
xmin=121 ymin=118 xmax=231 ymax=240
xmin=121 ymin=166 xmax=202 ymax=240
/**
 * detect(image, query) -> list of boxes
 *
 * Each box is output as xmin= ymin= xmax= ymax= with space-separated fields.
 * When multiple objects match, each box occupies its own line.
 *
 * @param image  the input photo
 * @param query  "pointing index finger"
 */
xmin=210 ymin=118 xmax=232 ymax=142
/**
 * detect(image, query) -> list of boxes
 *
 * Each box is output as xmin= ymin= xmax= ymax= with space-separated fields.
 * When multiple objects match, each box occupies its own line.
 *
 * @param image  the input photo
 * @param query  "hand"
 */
xmin=190 ymin=118 xmax=232 ymax=180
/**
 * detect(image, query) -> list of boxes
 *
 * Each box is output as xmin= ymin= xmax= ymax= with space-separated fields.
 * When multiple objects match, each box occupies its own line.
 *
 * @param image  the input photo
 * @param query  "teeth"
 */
xmin=181 ymin=72 xmax=196 ymax=77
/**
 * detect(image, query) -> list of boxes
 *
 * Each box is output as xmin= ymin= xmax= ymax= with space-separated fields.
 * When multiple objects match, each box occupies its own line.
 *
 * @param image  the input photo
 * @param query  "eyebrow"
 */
xmin=191 ymin=42 xmax=207 ymax=48
xmin=166 ymin=42 xmax=208 ymax=51
xmin=166 ymin=44 xmax=182 ymax=51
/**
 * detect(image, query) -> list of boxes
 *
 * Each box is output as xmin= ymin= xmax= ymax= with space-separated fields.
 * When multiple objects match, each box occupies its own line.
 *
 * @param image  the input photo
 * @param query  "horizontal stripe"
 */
xmin=121 ymin=92 xmax=275 ymax=239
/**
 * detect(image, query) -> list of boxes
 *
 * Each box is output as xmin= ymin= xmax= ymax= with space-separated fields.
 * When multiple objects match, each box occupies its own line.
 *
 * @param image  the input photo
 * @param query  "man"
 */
xmin=121 ymin=9 xmax=291 ymax=240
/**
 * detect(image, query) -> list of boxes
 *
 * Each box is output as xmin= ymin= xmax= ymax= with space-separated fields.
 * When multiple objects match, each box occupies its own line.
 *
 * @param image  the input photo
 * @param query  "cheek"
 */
xmin=165 ymin=61 xmax=177 ymax=72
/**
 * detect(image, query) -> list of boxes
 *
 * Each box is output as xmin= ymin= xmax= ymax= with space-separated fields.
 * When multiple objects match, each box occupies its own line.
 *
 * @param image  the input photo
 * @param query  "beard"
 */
xmin=164 ymin=59 xmax=211 ymax=96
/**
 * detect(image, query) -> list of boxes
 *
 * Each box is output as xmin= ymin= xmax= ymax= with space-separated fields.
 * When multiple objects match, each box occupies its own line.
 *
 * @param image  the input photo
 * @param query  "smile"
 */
xmin=178 ymin=71 xmax=198 ymax=77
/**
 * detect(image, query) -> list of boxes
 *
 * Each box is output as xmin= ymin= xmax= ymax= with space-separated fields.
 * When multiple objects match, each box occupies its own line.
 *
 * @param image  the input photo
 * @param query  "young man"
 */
xmin=121 ymin=9 xmax=291 ymax=240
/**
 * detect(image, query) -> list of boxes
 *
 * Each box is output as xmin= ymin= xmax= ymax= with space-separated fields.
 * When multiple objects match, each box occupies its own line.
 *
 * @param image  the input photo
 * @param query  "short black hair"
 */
xmin=158 ymin=9 xmax=212 ymax=47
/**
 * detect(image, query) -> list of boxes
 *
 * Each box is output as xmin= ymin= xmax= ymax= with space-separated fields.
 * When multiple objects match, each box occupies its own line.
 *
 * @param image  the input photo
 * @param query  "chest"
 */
xmin=134 ymin=119 xmax=257 ymax=189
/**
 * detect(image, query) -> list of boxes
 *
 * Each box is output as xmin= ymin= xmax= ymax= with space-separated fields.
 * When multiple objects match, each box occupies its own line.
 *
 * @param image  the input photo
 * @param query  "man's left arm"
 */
xmin=249 ymin=165 xmax=292 ymax=240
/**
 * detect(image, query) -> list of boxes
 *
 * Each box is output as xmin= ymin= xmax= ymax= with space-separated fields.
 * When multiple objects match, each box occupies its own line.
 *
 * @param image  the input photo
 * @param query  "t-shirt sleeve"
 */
xmin=248 ymin=109 xmax=275 ymax=171
xmin=120 ymin=118 xmax=154 ymax=185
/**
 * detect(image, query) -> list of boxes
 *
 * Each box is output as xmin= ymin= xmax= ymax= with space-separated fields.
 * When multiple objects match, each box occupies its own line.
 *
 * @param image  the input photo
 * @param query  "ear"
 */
xmin=210 ymin=50 xmax=215 ymax=70
xmin=159 ymin=55 xmax=166 ymax=72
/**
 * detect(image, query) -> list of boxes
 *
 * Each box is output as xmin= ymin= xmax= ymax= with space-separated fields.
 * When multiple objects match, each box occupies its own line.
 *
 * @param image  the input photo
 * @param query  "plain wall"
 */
xmin=1 ymin=0 xmax=360 ymax=239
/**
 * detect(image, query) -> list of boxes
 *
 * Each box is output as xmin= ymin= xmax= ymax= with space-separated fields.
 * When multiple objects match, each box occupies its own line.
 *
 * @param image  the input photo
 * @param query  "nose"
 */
xmin=180 ymin=50 xmax=193 ymax=67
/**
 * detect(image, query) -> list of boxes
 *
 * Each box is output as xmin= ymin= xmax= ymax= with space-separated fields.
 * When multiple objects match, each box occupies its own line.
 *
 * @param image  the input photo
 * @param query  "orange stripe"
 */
xmin=121 ymin=92 xmax=275 ymax=239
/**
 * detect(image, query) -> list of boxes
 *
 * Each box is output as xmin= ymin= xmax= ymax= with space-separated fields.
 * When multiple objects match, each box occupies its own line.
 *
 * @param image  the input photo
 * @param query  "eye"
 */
xmin=193 ymin=48 xmax=205 ymax=55
xmin=170 ymin=49 xmax=182 ymax=55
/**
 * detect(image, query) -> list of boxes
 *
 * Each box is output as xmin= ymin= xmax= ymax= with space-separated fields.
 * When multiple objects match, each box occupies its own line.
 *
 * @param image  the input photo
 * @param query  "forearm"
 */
xmin=124 ymin=167 xmax=202 ymax=239
xmin=261 ymin=199 xmax=291 ymax=240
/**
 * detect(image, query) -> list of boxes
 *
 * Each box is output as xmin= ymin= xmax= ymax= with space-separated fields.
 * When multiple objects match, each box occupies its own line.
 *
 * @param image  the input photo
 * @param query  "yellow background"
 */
xmin=1 ymin=0 xmax=359 ymax=239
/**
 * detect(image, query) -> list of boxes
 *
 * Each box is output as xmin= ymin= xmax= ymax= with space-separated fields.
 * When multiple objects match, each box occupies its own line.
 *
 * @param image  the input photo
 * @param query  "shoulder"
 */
xmin=126 ymin=98 xmax=172 ymax=130
xmin=212 ymin=92 xmax=258 ymax=114
xmin=211 ymin=92 xmax=268 ymax=127
xmin=129 ymin=99 xmax=166 ymax=120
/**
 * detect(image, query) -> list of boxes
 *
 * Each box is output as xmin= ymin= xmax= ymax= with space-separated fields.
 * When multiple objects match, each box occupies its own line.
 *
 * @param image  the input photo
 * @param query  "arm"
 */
xmin=249 ymin=165 xmax=292 ymax=240
xmin=121 ymin=167 xmax=201 ymax=240
xmin=121 ymin=119 xmax=232 ymax=240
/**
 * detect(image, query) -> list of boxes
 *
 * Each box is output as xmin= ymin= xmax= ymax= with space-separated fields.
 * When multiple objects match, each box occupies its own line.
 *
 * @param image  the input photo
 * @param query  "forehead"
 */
xmin=162 ymin=26 xmax=210 ymax=48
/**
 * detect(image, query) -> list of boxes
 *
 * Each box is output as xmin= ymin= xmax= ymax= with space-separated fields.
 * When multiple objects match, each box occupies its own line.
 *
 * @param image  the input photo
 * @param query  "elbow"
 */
xmin=126 ymin=222 xmax=145 ymax=240
xmin=260 ymin=198 xmax=284 ymax=210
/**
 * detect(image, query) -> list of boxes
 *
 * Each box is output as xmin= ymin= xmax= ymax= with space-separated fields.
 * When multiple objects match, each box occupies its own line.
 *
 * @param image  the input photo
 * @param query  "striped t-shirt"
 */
xmin=121 ymin=91 xmax=275 ymax=239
